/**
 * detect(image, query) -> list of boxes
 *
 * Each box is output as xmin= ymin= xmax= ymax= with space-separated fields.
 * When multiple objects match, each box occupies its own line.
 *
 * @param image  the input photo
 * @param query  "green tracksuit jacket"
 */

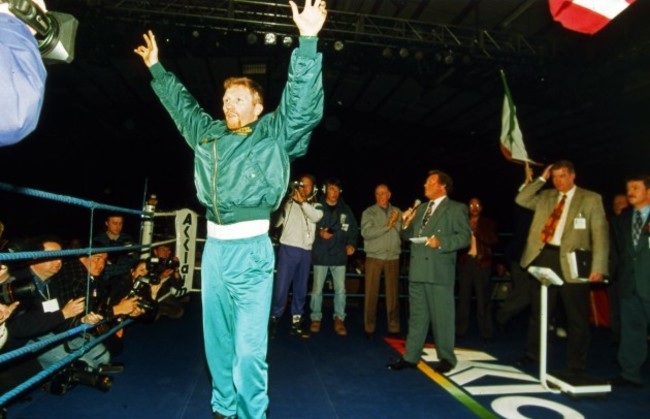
xmin=149 ymin=37 xmax=324 ymax=225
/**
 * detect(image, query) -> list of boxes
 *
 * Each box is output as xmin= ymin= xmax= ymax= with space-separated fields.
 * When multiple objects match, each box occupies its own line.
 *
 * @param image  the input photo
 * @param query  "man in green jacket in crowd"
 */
xmin=134 ymin=1 xmax=327 ymax=417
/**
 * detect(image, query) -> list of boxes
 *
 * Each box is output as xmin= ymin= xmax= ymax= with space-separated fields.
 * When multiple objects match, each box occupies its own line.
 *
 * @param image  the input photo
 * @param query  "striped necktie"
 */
xmin=633 ymin=210 xmax=643 ymax=247
xmin=418 ymin=201 xmax=434 ymax=236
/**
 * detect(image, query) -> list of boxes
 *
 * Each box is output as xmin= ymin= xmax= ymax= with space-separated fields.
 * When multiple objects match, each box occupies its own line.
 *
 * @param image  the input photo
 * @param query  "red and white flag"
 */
xmin=549 ymin=0 xmax=636 ymax=35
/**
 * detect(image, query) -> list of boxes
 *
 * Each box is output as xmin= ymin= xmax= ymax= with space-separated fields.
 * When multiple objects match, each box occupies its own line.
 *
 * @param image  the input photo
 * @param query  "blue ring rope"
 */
xmin=1 ymin=181 xmax=146 ymax=406
xmin=0 ymin=182 xmax=151 ymax=217
xmin=0 ymin=318 xmax=134 ymax=406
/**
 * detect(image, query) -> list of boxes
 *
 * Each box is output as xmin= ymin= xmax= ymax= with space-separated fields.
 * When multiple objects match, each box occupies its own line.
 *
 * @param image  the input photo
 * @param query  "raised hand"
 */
xmin=524 ymin=161 xmax=533 ymax=184
xmin=134 ymin=30 xmax=159 ymax=68
xmin=289 ymin=0 xmax=327 ymax=37
xmin=401 ymin=207 xmax=417 ymax=228
xmin=387 ymin=208 xmax=399 ymax=228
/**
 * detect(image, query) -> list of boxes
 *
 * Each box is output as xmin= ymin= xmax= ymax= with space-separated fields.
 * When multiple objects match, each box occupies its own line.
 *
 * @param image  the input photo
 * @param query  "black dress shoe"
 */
xmin=434 ymin=359 xmax=454 ymax=374
xmin=386 ymin=357 xmax=417 ymax=371
xmin=386 ymin=332 xmax=402 ymax=339
xmin=608 ymin=376 xmax=643 ymax=388
xmin=365 ymin=332 xmax=375 ymax=340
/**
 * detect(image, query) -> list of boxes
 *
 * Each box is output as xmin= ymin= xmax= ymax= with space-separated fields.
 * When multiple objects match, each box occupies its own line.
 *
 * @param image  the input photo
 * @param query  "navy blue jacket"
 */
xmin=311 ymin=197 xmax=358 ymax=266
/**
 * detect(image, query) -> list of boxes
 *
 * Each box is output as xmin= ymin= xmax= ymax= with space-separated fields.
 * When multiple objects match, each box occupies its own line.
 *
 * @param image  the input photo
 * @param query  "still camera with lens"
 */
xmin=45 ymin=361 xmax=112 ymax=395
xmin=1 ymin=275 xmax=38 ymax=305
xmin=145 ymin=257 xmax=179 ymax=285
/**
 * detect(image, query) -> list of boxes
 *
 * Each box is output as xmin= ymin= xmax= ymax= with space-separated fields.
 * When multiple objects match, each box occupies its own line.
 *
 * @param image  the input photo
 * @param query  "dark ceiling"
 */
xmin=2 ymin=0 xmax=650 ymax=236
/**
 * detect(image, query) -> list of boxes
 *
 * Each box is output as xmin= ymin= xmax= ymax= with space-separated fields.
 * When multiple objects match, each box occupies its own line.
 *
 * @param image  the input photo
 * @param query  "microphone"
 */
xmin=402 ymin=199 xmax=421 ymax=223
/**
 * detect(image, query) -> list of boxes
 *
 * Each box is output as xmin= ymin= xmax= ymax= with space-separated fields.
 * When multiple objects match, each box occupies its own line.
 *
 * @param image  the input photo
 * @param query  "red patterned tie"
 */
xmin=540 ymin=194 xmax=567 ymax=243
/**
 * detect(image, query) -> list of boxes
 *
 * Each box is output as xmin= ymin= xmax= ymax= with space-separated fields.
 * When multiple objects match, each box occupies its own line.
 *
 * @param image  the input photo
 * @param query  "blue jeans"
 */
xmin=36 ymin=334 xmax=110 ymax=370
xmin=201 ymin=234 xmax=274 ymax=419
xmin=310 ymin=265 xmax=346 ymax=321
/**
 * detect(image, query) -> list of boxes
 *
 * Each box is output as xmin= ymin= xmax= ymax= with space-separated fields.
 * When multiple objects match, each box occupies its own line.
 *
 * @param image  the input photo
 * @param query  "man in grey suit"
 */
xmin=515 ymin=160 xmax=608 ymax=376
xmin=610 ymin=174 xmax=650 ymax=387
xmin=386 ymin=170 xmax=470 ymax=374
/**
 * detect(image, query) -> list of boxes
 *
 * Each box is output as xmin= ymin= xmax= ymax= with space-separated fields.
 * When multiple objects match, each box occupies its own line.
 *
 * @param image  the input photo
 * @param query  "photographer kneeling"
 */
xmin=99 ymin=259 xmax=158 ymax=356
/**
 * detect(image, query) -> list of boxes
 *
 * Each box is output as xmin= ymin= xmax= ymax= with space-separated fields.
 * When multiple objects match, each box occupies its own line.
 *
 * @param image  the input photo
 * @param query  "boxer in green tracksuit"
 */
xmin=135 ymin=2 xmax=327 ymax=417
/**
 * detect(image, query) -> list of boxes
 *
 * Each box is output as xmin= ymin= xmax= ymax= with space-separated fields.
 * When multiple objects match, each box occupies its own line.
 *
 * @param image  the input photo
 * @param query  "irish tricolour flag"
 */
xmin=549 ymin=0 xmax=636 ymax=35
xmin=499 ymin=70 xmax=536 ymax=164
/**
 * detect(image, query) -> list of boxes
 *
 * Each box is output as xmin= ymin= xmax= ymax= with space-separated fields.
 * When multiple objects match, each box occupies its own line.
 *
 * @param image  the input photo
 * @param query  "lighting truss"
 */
xmin=95 ymin=0 xmax=552 ymax=58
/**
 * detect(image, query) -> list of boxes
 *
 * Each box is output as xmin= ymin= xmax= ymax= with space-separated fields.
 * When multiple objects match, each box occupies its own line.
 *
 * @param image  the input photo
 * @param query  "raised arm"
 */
xmin=133 ymin=30 xmax=159 ymax=68
xmin=290 ymin=0 xmax=327 ymax=36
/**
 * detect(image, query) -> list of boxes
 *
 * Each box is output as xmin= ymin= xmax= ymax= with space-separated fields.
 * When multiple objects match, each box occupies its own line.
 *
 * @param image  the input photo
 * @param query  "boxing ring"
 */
xmin=0 ymin=181 xmax=203 ymax=407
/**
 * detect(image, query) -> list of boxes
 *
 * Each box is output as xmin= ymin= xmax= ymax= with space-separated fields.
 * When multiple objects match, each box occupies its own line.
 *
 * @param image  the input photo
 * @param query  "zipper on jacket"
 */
xmin=211 ymin=141 xmax=221 ymax=224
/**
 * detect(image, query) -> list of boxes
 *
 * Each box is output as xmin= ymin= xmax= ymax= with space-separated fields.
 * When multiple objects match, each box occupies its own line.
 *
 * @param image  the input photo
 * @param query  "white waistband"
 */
xmin=207 ymin=219 xmax=270 ymax=240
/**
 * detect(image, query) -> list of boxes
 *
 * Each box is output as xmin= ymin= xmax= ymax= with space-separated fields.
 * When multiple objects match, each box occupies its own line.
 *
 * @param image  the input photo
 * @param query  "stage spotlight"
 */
xmin=414 ymin=50 xmax=425 ymax=61
xmin=264 ymin=32 xmax=277 ymax=46
xmin=191 ymin=30 xmax=200 ymax=38
xmin=333 ymin=40 xmax=345 ymax=52
xmin=399 ymin=47 xmax=409 ymax=58
xmin=282 ymin=36 xmax=293 ymax=47
xmin=382 ymin=47 xmax=393 ymax=58
xmin=246 ymin=32 xmax=258 ymax=45
xmin=444 ymin=50 xmax=454 ymax=65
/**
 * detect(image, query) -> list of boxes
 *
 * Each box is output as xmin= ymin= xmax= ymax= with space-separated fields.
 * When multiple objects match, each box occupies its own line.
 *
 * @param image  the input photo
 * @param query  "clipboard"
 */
xmin=567 ymin=249 xmax=591 ymax=283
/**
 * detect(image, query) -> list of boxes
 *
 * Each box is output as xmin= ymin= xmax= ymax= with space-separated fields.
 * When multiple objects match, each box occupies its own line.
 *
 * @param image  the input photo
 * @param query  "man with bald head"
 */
xmin=361 ymin=184 xmax=403 ymax=339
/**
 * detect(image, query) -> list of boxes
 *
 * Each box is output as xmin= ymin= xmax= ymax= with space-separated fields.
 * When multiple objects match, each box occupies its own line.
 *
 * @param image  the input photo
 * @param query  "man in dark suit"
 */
xmin=387 ymin=170 xmax=470 ymax=374
xmin=610 ymin=174 xmax=650 ymax=387
xmin=515 ymin=160 xmax=608 ymax=376
xmin=456 ymin=197 xmax=499 ymax=340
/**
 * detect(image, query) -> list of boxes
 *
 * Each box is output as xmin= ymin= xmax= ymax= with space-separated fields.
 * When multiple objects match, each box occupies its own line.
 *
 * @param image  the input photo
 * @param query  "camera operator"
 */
xmin=269 ymin=174 xmax=322 ymax=338
xmin=0 ymin=0 xmax=47 ymax=146
xmin=99 ymin=259 xmax=156 ymax=356
xmin=148 ymin=243 xmax=186 ymax=319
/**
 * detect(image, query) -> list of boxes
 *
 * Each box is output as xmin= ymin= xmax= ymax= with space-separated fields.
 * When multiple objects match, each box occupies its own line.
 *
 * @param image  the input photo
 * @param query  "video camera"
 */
xmin=3 ymin=0 xmax=79 ymax=63
xmin=290 ymin=180 xmax=304 ymax=191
